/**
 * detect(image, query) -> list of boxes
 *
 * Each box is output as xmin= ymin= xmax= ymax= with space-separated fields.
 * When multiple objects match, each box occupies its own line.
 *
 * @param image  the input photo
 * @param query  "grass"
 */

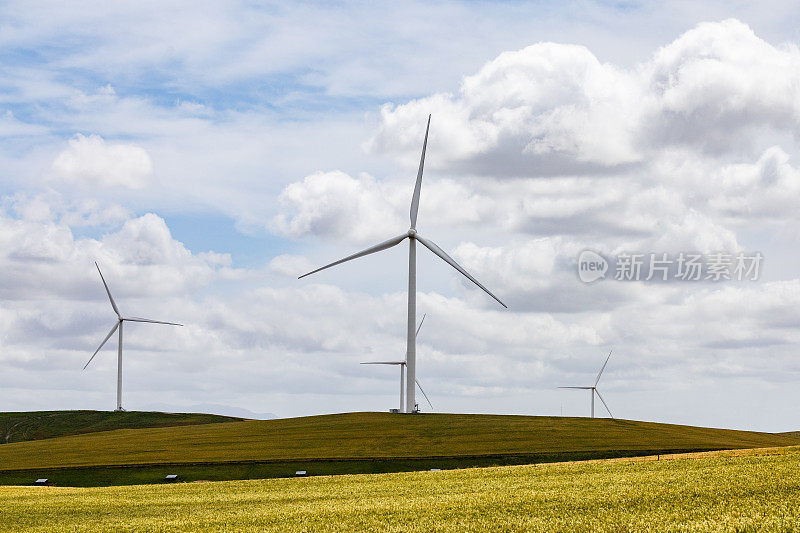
xmin=0 ymin=410 xmax=241 ymax=444
xmin=2 ymin=446 xmax=800 ymax=531
xmin=0 ymin=412 xmax=797 ymax=486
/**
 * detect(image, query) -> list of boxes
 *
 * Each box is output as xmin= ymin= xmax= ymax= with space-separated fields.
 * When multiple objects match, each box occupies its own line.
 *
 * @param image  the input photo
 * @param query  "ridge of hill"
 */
xmin=0 ymin=410 xmax=241 ymax=444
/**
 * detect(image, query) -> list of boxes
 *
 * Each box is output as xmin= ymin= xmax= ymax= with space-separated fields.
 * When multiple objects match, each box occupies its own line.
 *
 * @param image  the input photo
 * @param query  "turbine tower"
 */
xmin=300 ymin=115 xmax=506 ymax=413
xmin=361 ymin=313 xmax=434 ymax=412
xmin=84 ymin=262 xmax=183 ymax=411
xmin=559 ymin=349 xmax=614 ymax=418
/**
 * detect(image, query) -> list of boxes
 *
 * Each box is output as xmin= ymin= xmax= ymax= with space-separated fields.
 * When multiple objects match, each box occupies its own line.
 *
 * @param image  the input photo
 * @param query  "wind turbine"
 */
xmin=299 ymin=115 xmax=506 ymax=413
xmin=361 ymin=313 xmax=434 ymax=412
xmin=84 ymin=262 xmax=183 ymax=411
xmin=559 ymin=349 xmax=614 ymax=418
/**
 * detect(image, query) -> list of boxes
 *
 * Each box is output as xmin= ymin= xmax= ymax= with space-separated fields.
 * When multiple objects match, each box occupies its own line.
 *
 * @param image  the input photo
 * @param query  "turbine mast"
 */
xmin=400 ymin=363 xmax=405 ymax=412
xmin=117 ymin=320 xmax=124 ymax=411
xmin=406 ymin=237 xmax=416 ymax=414
xmin=591 ymin=388 xmax=595 ymax=418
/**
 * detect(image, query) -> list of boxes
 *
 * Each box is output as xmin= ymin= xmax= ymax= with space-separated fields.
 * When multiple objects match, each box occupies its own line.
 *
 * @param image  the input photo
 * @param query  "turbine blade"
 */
xmin=84 ymin=322 xmax=119 ymax=370
xmin=125 ymin=317 xmax=183 ymax=326
xmin=558 ymin=386 xmax=593 ymax=390
xmin=595 ymin=390 xmax=614 ymax=418
xmin=409 ymin=114 xmax=431 ymax=229
xmin=298 ymin=234 xmax=409 ymax=279
xmin=594 ymin=349 xmax=613 ymax=386
xmin=415 ymin=378 xmax=433 ymax=410
xmin=360 ymin=361 xmax=405 ymax=365
xmin=95 ymin=262 xmax=121 ymax=318
xmin=416 ymin=234 xmax=507 ymax=308
xmin=415 ymin=313 xmax=426 ymax=337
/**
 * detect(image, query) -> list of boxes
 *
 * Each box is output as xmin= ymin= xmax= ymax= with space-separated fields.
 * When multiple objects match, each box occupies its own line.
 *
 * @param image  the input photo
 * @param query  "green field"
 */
xmin=3 ymin=446 xmax=800 ymax=531
xmin=0 ymin=410 xmax=241 ymax=444
xmin=0 ymin=411 xmax=797 ymax=486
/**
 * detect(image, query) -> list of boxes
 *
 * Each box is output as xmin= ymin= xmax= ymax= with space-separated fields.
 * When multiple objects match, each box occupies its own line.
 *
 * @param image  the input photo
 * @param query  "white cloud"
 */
xmin=268 ymin=254 xmax=313 ymax=277
xmin=50 ymin=133 xmax=153 ymax=189
xmin=709 ymin=147 xmax=800 ymax=223
xmin=370 ymin=19 xmax=800 ymax=175
xmin=3 ymin=191 xmax=130 ymax=227
xmin=271 ymin=171 xmax=403 ymax=242
xmin=642 ymin=20 xmax=800 ymax=153
xmin=0 ymin=110 xmax=48 ymax=137
xmin=0 ymin=196 xmax=231 ymax=300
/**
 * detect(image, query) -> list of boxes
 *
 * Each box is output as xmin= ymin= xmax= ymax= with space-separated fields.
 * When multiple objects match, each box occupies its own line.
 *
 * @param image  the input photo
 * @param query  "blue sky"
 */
xmin=2 ymin=1 xmax=800 ymax=430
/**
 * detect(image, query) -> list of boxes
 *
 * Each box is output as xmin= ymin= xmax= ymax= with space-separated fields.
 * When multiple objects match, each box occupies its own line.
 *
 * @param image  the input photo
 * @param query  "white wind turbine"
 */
xmin=299 ymin=115 xmax=507 ymax=413
xmin=361 ymin=313 xmax=434 ymax=412
xmin=84 ymin=262 xmax=183 ymax=411
xmin=559 ymin=350 xmax=614 ymax=418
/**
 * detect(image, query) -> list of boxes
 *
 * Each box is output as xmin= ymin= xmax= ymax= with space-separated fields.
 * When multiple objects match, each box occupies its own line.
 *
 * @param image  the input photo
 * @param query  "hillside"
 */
xmin=0 ymin=410 xmax=241 ymax=444
xmin=1 ymin=412 xmax=797 ymax=472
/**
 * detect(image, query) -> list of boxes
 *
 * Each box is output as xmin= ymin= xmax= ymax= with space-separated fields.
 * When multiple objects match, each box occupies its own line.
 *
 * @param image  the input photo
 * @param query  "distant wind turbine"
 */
xmin=300 ymin=115 xmax=506 ymax=413
xmin=84 ymin=262 xmax=183 ymax=411
xmin=361 ymin=313 xmax=434 ymax=412
xmin=559 ymin=349 xmax=614 ymax=418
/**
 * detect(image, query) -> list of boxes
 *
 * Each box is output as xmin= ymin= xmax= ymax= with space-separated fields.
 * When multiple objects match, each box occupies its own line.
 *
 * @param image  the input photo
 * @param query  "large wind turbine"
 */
xmin=361 ymin=313 xmax=434 ymax=412
xmin=559 ymin=350 xmax=614 ymax=418
xmin=84 ymin=262 xmax=183 ymax=411
xmin=299 ymin=115 xmax=506 ymax=413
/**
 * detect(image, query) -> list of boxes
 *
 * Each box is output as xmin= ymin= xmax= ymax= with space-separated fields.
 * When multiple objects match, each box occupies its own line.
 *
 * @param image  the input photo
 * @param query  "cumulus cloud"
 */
xmin=271 ymin=165 xmax=742 ymax=256
xmin=369 ymin=45 xmax=640 ymax=176
xmin=271 ymin=171 xmax=403 ymax=242
xmin=270 ymin=171 xmax=491 ymax=242
xmin=3 ymin=191 xmax=130 ymax=228
xmin=708 ymin=147 xmax=800 ymax=223
xmin=0 ymin=195 xmax=232 ymax=300
xmin=370 ymin=19 xmax=800 ymax=175
xmin=50 ymin=133 xmax=153 ymax=189
xmin=642 ymin=20 xmax=800 ymax=153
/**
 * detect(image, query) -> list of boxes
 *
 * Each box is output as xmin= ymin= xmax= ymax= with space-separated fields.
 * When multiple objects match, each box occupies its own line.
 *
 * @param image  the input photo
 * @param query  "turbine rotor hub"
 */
xmin=407 ymin=228 xmax=417 ymax=237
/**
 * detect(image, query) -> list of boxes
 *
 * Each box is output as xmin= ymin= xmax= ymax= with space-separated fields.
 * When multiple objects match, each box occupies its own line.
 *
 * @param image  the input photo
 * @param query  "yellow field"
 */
xmin=3 ymin=446 xmax=799 ymax=532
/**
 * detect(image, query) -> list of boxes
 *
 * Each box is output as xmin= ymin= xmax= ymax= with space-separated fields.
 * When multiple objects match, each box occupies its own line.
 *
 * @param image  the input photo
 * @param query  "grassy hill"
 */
xmin=0 ymin=412 xmax=797 ymax=486
xmin=3 ymin=446 xmax=800 ymax=531
xmin=0 ymin=410 xmax=241 ymax=444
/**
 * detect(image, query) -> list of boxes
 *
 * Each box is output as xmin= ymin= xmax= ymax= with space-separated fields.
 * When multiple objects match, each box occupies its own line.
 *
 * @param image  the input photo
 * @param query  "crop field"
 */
xmin=1 ymin=412 xmax=798 ymax=486
xmin=2 ymin=446 xmax=799 ymax=532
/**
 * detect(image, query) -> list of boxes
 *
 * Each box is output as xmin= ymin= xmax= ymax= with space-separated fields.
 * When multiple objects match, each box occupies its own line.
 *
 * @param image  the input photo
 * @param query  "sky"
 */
xmin=2 ymin=0 xmax=800 ymax=430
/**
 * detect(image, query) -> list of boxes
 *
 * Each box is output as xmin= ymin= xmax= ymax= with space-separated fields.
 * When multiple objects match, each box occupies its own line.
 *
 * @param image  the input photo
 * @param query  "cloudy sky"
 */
xmin=2 ymin=1 xmax=800 ymax=431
